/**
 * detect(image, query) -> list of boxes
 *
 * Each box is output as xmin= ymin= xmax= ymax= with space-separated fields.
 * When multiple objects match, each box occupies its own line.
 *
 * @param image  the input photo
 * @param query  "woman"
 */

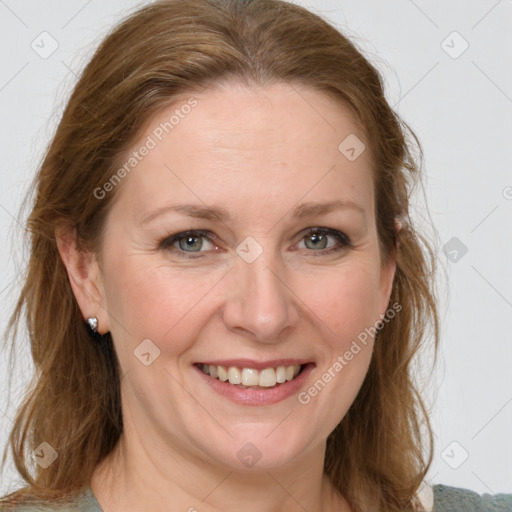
xmin=0 ymin=0 xmax=510 ymax=511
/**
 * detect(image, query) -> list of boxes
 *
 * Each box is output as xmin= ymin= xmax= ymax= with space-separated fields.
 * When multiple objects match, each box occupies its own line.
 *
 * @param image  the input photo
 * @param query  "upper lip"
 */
xmin=196 ymin=359 xmax=314 ymax=371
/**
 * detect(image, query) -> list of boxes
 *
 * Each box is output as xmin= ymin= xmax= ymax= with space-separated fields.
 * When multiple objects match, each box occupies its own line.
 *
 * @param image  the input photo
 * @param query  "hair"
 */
xmin=0 ymin=1 xmax=439 ymax=510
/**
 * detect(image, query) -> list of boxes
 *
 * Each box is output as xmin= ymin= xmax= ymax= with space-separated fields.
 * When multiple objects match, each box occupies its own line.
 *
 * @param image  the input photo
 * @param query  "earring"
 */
xmin=87 ymin=317 xmax=98 ymax=333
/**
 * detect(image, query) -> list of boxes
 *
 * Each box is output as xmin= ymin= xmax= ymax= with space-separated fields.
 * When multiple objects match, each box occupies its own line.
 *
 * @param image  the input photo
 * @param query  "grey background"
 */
xmin=1 ymin=0 xmax=511 ymax=496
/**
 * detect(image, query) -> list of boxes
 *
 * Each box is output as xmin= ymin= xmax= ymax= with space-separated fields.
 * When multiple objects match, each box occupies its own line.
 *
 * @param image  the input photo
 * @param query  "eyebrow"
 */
xmin=140 ymin=199 xmax=365 ymax=225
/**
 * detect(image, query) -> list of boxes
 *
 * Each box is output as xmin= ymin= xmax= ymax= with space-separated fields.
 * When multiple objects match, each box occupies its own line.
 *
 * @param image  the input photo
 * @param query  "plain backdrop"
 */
xmin=1 ymin=0 xmax=511 ymax=497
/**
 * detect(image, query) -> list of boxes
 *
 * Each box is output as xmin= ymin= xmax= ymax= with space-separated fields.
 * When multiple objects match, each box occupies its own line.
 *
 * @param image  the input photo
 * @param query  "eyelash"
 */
xmin=158 ymin=228 xmax=352 ymax=259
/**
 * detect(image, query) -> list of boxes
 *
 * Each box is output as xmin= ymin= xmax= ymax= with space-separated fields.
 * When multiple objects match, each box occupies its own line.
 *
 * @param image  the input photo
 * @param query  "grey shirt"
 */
xmin=4 ymin=484 xmax=512 ymax=511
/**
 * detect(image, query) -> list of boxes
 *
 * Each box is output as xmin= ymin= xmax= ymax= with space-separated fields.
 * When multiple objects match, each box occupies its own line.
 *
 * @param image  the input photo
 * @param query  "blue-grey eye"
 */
xmin=304 ymin=232 xmax=329 ymax=250
xmin=298 ymin=228 xmax=349 ymax=252
xmin=178 ymin=234 xmax=203 ymax=252
xmin=160 ymin=230 xmax=216 ymax=256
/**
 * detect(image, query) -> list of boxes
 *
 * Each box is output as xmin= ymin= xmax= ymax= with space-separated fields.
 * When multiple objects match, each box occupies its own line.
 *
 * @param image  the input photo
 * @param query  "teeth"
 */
xmin=242 ymin=368 xmax=259 ymax=386
xmin=227 ymin=366 xmax=242 ymax=384
xmin=200 ymin=364 xmax=303 ymax=388
xmin=209 ymin=365 xmax=218 ymax=379
xmin=259 ymin=368 xmax=277 ymax=387
xmin=217 ymin=365 xmax=228 ymax=381
xmin=276 ymin=365 xmax=287 ymax=384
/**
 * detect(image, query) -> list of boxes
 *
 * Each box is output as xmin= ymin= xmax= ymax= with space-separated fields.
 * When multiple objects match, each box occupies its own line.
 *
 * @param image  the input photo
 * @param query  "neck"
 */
xmin=90 ymin=427 xmax=349 ymax=512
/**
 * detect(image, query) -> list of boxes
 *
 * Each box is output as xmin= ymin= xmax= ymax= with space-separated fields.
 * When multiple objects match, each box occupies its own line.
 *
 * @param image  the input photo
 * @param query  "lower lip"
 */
xmin=194 ymin=363 xmax=315 ymax=406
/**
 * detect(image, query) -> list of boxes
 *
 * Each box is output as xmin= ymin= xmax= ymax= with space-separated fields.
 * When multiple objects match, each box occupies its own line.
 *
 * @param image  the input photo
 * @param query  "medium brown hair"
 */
xmin=1 ymin=1 xmax=439 ymax=510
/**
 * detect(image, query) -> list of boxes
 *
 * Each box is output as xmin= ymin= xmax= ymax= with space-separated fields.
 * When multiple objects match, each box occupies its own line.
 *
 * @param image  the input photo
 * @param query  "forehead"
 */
xmin=110 ymin=81 xmax=374 ymax=223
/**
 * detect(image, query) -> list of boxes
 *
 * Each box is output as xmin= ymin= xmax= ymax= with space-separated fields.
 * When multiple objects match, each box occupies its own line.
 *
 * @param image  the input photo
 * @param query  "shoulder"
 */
xmin=431 ymin=483 xmax=512 ymax=512
xmin=0 ymin=487 xmax=102 ymax=512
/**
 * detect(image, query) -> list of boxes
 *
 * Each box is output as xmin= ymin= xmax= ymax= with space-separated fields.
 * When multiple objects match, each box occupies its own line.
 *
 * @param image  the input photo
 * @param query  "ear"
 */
xmin=377 ymin=218 xmax=400 ymax=315
xmin=55 ymin=225 xmax=110 ymax=335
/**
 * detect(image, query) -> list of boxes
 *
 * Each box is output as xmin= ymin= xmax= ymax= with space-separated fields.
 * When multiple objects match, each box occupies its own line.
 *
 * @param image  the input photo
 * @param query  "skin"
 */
xmin=57 ymin=81 xmax=396 ymax=512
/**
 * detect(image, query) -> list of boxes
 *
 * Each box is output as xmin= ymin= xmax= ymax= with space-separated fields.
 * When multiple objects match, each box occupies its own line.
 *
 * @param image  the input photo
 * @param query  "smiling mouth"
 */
xmin=195 ymin=363 xmax=308 ymax=389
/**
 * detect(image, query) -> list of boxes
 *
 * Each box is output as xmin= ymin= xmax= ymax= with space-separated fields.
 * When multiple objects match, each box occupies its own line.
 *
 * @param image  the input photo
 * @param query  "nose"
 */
xmin=222 ymin=248 xmax=299 ymax=343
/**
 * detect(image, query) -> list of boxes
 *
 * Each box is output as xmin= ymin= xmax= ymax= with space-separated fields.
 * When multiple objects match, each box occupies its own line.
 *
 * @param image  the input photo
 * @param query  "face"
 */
xmin=81 ymin=82 xmax=395 ymax=471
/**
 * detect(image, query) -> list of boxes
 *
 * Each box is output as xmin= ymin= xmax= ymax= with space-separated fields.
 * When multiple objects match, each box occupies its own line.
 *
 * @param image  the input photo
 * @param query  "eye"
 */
xmin=159 ymin=230 xmax=218 ymax=257
xmin=295 ymin=227 xmax=351 ymax=255
xmin=159 ymin=227 xmax=352 ymax=259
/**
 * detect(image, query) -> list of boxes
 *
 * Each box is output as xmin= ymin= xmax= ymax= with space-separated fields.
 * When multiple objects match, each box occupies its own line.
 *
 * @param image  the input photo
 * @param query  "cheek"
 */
xmin=102 ymin=256 xmax=224 ymax=356
xmin=293 ymin=265 xmax=380 ymax=428
xmin=102 ymin=247 xmax=383 ymax=368
xmin=293 ymin=259 xmax=383 ymax=344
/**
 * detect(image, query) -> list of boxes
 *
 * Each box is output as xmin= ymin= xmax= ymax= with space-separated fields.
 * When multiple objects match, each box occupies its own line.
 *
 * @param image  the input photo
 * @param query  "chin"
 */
xmin=201 ymin=427 xmax=311 ymax=472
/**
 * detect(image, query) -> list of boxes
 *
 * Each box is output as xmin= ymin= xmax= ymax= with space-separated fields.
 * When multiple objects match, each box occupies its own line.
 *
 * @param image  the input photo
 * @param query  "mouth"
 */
xmin=193 ymin=361 xmax=312 ymax=390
